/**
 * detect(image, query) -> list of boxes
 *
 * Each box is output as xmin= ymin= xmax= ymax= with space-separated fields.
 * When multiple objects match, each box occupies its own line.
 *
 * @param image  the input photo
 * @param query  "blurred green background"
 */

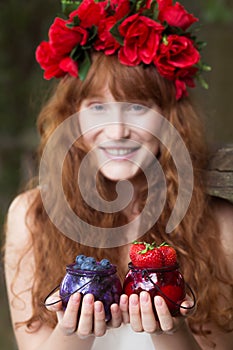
xmin=0 ymin=1 xmax=233 ymax=349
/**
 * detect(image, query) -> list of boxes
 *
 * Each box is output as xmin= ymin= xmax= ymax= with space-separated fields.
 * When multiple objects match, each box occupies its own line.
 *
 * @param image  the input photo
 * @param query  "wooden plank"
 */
xmin=206 ymin=144 xmax=233 ymax=203
xmin=206 ymin=171 xmax=233 ymax=202
xmin=208 ymin=144 xmax=233 ymax=171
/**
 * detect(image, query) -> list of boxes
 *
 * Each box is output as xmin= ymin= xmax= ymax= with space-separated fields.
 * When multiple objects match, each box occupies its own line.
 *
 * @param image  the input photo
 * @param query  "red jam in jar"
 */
xmin=60 ymin=262 xmax=122 ymax=322
xmin=123 ymin=262 xmax=186 ymax=317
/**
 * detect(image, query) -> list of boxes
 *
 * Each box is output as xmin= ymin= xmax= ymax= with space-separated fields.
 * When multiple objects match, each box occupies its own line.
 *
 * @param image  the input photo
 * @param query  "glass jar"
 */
xmin=123 ymin=263 xmax=186 ymax=317
xmin=60 ymin=263 xmax=122 ymax=322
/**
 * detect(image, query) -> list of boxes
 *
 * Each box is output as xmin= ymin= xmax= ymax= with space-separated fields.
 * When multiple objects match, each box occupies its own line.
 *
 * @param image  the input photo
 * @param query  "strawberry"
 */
xmin=129 ymin=241 xmax=163 ymax=268
xmin=158 ymin=242 xmax=177 ymax=267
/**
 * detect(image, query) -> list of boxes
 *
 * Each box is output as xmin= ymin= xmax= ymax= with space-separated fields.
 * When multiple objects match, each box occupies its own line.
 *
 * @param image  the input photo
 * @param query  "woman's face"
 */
xmin=78 ymin=88 xmax=162 ymax=182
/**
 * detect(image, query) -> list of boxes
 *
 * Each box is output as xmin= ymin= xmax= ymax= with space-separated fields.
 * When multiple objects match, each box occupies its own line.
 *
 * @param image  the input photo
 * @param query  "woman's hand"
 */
xmin=119 ymin=292 xmax=195 ymax=334
xmin=45 ymin=291 xmax=122 ymax=338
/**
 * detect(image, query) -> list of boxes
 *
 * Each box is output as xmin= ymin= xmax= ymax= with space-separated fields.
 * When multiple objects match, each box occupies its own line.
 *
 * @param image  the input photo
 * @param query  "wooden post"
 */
xmin=206 ymin=144 xmax=233 ymax=203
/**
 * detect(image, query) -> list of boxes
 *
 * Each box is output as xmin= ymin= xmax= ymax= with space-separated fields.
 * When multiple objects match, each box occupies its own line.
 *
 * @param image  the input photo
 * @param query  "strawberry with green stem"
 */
xmin=158 ymin=242 xmax=177 ymax=267
xmin=129 ymin=241 xmax=163 ymax=268
xmin=129 ymin=241 xmax=177 ymax=268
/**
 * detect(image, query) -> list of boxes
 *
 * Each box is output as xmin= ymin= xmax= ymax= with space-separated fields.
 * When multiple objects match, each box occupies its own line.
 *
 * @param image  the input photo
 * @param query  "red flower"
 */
xmin=36 ymin=41 xmax=79 ymax=79
xmin=157 ymin=0 xmax=172 ymax=10
xmin=175 ymin=79 xmax=188 ymax=100
xmin=175 ymin=67 xmax=198 ymax=100
xmin=49 ymin=17 xmax=88 ymax=56
xmin=108 ymin=0 xmax=130 ymax=18
xmin=94 ymin=17 xmax=121 ymax=55
xmin=70 ymin=0 xmax=106 ymax=28
xmin=158 ymin=2 xmax=198 ymax=30
xmin=155 ymin=34 xmax=200 ymax=80
xmin=35 ymin=42 xmax=64 ymax=79
xmin=176 ymin=66 xmax=198 ymax=87
xmin=94 ymin=0 xmax=130 ymax=55
xmin=113 ymin=0 xmax=131 ymax=20
xmin=119 ymin=14 xmax=164 ymax=66
xmin=59 ymin=57 xmax=78 ymax=77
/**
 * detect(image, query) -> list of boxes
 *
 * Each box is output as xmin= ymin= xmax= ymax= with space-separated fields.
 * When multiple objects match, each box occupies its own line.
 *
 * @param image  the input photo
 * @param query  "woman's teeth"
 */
xmin=104 ymin=148 xmax=137 ymax=156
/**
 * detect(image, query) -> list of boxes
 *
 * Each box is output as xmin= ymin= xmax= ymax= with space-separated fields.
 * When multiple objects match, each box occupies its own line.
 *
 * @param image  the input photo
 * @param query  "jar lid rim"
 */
xmin=128 ymin=262 xmax=180 ymax=272
xmin=66 ymin=262 xmax=117 ymax=275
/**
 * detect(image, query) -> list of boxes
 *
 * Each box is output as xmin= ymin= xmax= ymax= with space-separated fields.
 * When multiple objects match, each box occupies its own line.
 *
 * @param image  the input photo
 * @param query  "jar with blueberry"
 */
xmin=59 ymin=255 xmax=122 ymax=322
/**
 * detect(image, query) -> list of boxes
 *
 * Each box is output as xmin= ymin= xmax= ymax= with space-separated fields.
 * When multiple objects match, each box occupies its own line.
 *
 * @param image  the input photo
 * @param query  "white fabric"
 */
xmin=91 ymin=324 xmax=155 ymax=349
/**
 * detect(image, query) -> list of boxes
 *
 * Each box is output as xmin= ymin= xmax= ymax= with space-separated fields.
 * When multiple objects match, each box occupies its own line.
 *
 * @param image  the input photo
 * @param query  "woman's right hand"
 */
xmin=45 ymin=291 xmax=122 ymax=338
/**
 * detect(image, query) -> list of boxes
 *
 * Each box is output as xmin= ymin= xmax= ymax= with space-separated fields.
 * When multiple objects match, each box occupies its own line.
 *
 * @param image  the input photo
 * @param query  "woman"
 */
xmin=4 ymin=1 xmax=233 ymax=349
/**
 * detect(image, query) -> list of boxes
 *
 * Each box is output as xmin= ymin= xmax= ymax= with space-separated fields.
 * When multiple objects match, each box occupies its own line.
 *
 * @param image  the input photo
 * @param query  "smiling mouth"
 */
xmin=100 ymin=147 xmax=140 ymax=157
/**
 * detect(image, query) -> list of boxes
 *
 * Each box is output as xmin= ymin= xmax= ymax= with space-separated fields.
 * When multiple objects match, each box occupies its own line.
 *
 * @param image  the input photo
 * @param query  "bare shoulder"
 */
xmin=212 ymin=198 xmax=233 ymax=245
xmin=6 ymin=188 xmax=40 ymax=246
xmin=4 ymin=188 xmax=40 ymax=287
xmin=194 ymin=198 xmax=233 ymax=348
xmin=7 ymin=187 xmax=39 ymax=223
xmin=212 ymin=197 xmax=233 ymax=272
xmin=5 ymin=190 xmax=54 ymax=349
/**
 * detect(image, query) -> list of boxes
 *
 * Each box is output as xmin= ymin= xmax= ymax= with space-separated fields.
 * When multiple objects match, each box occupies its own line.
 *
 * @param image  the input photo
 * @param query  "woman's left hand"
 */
xmin=119 ymin=292 xmax=195 ymax=334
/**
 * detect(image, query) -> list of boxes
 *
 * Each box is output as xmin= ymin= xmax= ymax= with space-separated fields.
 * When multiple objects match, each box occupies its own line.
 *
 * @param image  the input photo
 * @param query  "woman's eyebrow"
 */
xmin=83 ymin=95 xmax=107 ymax=102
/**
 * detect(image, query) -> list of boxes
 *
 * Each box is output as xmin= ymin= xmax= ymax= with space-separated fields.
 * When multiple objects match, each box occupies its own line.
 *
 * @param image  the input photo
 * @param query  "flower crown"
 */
xmin=36 ymin=0 xmax=210 ymax=100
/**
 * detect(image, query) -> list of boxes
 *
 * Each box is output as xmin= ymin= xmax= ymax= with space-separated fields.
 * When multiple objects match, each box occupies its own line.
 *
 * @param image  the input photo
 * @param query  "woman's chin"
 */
xmin=100 ymin=162 xmax=140 ymax=182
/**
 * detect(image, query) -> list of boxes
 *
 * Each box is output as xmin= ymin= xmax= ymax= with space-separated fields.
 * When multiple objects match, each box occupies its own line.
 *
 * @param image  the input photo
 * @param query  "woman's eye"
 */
xmin=127 ymin=104 xmax=148 ymax=113
xmin=90 ymin=103 xmax=105 ymax=112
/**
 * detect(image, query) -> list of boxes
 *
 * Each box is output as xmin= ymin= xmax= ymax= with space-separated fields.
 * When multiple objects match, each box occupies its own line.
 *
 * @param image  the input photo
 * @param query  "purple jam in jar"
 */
xmin=60 ymin=263 xmax=122 ymax=322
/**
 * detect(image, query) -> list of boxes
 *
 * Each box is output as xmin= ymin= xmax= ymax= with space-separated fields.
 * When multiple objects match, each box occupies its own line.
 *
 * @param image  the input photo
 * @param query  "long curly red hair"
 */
xmin=10 ymin=54 xmax=233 ymax=344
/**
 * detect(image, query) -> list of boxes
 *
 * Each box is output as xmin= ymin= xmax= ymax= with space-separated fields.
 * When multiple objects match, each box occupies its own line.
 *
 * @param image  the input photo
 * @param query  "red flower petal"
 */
xmin=159 ymin=2 xmax=198 ymax=30
xmin=59 ymin=57 xmax=78 ymax=77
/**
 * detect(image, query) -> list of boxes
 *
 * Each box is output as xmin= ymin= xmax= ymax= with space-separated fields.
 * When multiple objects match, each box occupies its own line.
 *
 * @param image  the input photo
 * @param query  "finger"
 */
xmin=154 ymin=296 xmax=174 ymax=333
xmin=140 ymin=292 xmax=157 ymax=333
xmin=59 ymin=292 xmax=81 ymax=335
xmin=119 ymin=294 xmax=129 ymax=324
xmin=180 ymin=298 xmax=196 ymax=317
xmin=77 ymin=294 xmax=94 ymax=339
xmin=129 ymin=294 xmax=143 ymax=332
xmin=110 ymin=303 xmax=122 ymax=328
xmin=94 ymin=301 xmax=106 ymax=337
xmin=45 ymin=290 xmax=63 ymax=312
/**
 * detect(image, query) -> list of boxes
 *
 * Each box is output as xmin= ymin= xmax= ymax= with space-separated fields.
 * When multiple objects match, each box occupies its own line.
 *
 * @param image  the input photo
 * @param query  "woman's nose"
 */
xmin=104 ymin=121 xmax=130 ymax=139
xmin=103 ymin=105 xmax=131 ymax=139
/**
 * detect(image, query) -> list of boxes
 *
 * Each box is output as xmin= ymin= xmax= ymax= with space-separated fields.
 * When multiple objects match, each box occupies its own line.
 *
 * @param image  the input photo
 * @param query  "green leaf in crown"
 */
xmin=78 ymin=50 xmax=92 ymax=81
xmin=61 ymin=0 xmax=82 ymax=17
xmin=110 ymin=18 xmax=125 ymax=46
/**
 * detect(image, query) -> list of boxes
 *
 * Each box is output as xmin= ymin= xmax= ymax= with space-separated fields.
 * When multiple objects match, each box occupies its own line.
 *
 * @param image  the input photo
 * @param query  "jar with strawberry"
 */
xmin=123 ymin=242 xmax=195 ymax=317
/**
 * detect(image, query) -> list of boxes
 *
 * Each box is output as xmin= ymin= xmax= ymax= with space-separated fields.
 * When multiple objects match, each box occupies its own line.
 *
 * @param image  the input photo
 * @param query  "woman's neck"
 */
xmin=119 ymin=171 xmax=147 ymax=220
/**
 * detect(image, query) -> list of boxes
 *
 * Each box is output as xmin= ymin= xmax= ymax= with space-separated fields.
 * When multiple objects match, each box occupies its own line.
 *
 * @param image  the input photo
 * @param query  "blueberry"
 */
xmin=73 ymin=264 xmax=81 ymax=270
xmin=85 ymin=257 xmax=96 ymax=265
xmin=100 ymin=259 xmax=111 ymax=269
xmin=81 ymin=261 xmax=93 ymax=270
xmin=75 ymin=254 xmax=86 ymax=265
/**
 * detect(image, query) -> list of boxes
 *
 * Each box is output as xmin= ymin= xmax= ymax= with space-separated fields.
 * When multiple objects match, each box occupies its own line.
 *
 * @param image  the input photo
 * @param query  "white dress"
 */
xmin=92 ymin=324 xmax=155 ymax=349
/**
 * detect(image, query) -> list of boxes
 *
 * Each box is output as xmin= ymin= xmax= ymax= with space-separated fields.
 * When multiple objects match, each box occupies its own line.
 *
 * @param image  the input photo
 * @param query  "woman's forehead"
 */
xmin=82 ymin=90 xmax=155 ymax=106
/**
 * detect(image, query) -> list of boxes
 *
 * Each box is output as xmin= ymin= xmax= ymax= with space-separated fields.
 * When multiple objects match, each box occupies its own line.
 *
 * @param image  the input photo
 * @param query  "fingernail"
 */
xmin=121 ymin=295 xmax=128 ymax=305
xmin=155 ymin=296 xmax=163 ymax=306
xmin=84 ymin=294 xmax=93 ymax=304
xmin=46 ymin=297 xmax=59 ymax=305
xmin=140 ymin=292 xmax=149 ymax=303
xmin=130 ymin=295 xmax=138 ymax=306
xmin=71 ymin=292 xmax=80 ymax=304
xmin=183 ymin=301 xmax=193 ymax=308
xmin=95 ymin=302 xmax=103 ymax=313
